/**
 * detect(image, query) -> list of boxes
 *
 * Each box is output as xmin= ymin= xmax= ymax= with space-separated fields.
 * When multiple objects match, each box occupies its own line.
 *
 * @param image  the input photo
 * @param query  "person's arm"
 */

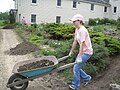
xmin=79 ymin=41 xmax=85 ymax=57
xmin=70 ymin=40 xmax=77 ymax=54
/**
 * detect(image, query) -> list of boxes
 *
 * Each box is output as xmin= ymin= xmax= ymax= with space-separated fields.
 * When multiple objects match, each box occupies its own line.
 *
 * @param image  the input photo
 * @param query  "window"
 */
xmin=114 ymin=6 xmax=117 ymax=13
xmin=32 ymin=0 xmax=36 ymax=3
xmin=31 ymin=14 xmax=36 ymax=23
xmin=73 ymin=1 xmax=77 ymax=8
xmin=57 ymin=0 xmax=61 ymax=6
xmin=91 ymin=4 xmax=94 ymax=11
xmin=104 ymin=6 xmax=107 ymax=12
xmin=56 ymin=16 xmax=61 ymax=23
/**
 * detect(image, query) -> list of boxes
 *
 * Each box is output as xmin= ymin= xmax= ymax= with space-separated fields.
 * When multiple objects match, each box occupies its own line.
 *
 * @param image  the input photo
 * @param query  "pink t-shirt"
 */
xmin=74 ymin=26 xmax=93 ymax=55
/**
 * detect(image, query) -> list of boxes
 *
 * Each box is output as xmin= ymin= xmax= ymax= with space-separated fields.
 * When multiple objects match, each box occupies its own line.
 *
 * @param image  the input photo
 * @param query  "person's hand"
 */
xmin=75 ymin=55 xmax=82 ymax=64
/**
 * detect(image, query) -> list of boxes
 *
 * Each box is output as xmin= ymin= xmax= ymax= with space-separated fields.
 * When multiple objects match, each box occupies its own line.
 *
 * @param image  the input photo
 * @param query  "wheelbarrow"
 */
xmin=7 ymin=55 xmax=77 ymax=90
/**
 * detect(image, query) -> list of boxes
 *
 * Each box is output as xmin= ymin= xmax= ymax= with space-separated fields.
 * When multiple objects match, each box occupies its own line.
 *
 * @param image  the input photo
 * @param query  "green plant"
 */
xmin=117 ymin=17 xmax=120 ymax=29
xmin=90 ymin=30 xmax=120 ymax=55
xmin=41 ymin=23 xmax=75 ymax=39
xmin=93 ymin=25 xmax=104 ymax=32
xmin=116 ymin=78 xmax=120 ymax=85
xmin=88 ymin=18 xmax=96 ymax=26
xmin=30 ymin=35 xmax=44 ymax=44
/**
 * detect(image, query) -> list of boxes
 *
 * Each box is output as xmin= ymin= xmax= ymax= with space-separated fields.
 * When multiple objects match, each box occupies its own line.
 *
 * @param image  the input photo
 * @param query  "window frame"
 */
xmin=32 ymin=0 xmax=37 ymax=4
xmin=73 ymin=1 xmax=77 ymax=9
xmin=104 ymin=6 xmax=107 ymax=12
xmin=56 ymin=16 xmax=61 ymax=23
xmin=57 ymin=0 xmax=61 ymax=7
xmin=91 ymin=4 xmax=94 ymax=11
xmin=31 ymin=14 xmax=36 ymax=23
xmin=113 ymin=6 xmax=117 ymax=13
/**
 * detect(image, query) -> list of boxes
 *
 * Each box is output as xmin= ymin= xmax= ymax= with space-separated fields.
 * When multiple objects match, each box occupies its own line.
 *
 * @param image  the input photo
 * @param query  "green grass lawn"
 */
xmin=0 ymin=20 xmax=5 ymax=26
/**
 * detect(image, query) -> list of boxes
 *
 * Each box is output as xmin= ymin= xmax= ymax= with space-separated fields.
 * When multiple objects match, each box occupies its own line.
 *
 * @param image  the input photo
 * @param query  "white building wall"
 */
xmin=109 ymin=0 xmax=120 ymax=20
xmin=15 ymin=0 xmax=111 ymax=24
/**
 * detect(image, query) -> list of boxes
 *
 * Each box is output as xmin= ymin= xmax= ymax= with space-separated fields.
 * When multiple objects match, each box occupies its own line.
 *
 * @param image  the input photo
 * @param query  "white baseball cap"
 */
xmin=70 ymin=14 xmax=85 ymax=23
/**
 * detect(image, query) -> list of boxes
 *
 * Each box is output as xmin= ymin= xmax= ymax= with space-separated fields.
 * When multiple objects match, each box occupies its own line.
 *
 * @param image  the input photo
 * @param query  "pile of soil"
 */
xmin=8 ymin=41 xmax=39 ymax=55
xmin=17 ymin=60 xmax=54 ymax=72
xmin=2 ymin=24 xmax=15 ymax=29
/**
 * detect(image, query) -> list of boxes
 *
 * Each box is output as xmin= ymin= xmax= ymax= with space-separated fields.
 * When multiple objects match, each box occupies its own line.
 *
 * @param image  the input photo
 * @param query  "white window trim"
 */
xmin=31 ymin=3 xmax=38 ymax=6
xmin=56 ymin=6 xmax=62 ymax=8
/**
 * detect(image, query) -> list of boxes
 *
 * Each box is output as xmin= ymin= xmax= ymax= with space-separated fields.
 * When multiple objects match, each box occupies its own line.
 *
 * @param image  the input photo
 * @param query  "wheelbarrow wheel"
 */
xmin=8 ymin=74 xmax=29 ymax=90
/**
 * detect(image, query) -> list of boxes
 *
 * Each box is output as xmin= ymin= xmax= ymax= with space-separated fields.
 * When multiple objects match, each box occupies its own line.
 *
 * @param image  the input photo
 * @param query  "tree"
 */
xmin=0 ymin=12 xmax=9 ymax=20
xmin=9 ymin=10 xmax=16 ymax=24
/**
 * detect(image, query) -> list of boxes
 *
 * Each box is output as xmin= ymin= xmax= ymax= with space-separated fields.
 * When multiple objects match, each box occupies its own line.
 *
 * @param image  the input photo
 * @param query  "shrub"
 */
xmin=41 ymin=23 xmax=75 ymax=40
xmin=30 ymin=35 xmax=44 ymax=44
xmin=117 ymin=17 xmax=120 ymax=29
xmin=89 ymin=31 xmax=120 ymax=55
xmin=88 ymin=18 xmax=96 ymax=26
xmin=116 ymin=78 xmax=120 ymax=85
xmin=88 ymin=18 xmax=117 ymax=26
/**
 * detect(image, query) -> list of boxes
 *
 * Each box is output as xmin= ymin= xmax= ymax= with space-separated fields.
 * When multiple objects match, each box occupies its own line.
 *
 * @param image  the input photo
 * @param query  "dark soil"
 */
xmin=2 ymin=24 xmax=15 ymax=29
xmin=6 ymin=41 xmax=39 ymax=55
xmin=17 ymin=60 xmax=54 ymax=72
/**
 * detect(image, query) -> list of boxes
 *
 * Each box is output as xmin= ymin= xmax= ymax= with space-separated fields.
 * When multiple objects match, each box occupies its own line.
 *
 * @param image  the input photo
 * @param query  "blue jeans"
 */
xmin=71 ymin=53 xmax=92 ymax=89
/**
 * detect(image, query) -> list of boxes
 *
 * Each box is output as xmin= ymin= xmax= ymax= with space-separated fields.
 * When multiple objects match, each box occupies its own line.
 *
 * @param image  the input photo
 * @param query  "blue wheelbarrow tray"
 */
xmin=12 ymin=56 xmax=58 ymax=77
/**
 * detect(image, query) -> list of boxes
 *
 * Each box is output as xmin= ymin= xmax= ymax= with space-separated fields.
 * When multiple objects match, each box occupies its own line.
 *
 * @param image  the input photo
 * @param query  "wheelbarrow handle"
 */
xmin=52 ymin=62 xmax=77 ymax=72
xmin=58 ymin=55 xmax=70 ymax=62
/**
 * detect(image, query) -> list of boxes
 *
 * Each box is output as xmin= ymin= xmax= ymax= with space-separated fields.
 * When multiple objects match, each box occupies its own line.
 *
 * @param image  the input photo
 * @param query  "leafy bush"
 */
xmin=116 ymin=78 xmax=120 ymax=85
xmin=88 ymin=18 xmax=96 ymax=26
xmin=89 ymin=31 xmax=120 ymax=55
xmin=117 ymin=17 xmax=120 ymax=29
xmin=88 ymin=43 xmax=109 ymax=73
xmin=30 ymin=35 xmax=44 ymax=44
xmin=41 ymin=23 xmax=75 ymax=39
xmin=93 ymin=25 xmax=104 ymax=32
xmin=88 ymin=18 xmax=117 ymax=26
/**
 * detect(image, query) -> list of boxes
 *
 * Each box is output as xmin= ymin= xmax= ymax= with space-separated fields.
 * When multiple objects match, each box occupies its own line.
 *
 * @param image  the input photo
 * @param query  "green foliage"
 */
xmin=90 ymin=31 xmax=120 ymax=55
xmin=41 ymin=23 xmax=75 ymax=39
xmin=82 ymin=63 xmax=98 ymax=75
xmin=90 ymin=43 xmax=109 ymax=73
xmin=9 ymin=10 xmax=15 ymax=24
xmin=116 ymin=78 xmax=120 ymax=85
xmin=117 ymin=17 xmax=120 ymax=29
xmin=88 ymin=18 xmax=117 ymax=26
xmin=88 ymin=18 xmax=96 ymax=26
xmin=30 ymin=35 xmax=44 ymax=44
xmin=40 ymin=48 xmax=55 ymax=56
xmin=31 ymin=23 xmax=38 ymax=28
xmin=0 ymin=12 xmax=9 ymax=20
xmin=93 ymin=25 xmax=104 ymax=32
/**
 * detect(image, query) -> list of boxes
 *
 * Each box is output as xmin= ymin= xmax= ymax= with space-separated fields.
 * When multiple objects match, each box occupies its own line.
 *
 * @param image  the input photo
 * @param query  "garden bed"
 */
xmin=6 ymin=41 xmax=39 ymax=55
